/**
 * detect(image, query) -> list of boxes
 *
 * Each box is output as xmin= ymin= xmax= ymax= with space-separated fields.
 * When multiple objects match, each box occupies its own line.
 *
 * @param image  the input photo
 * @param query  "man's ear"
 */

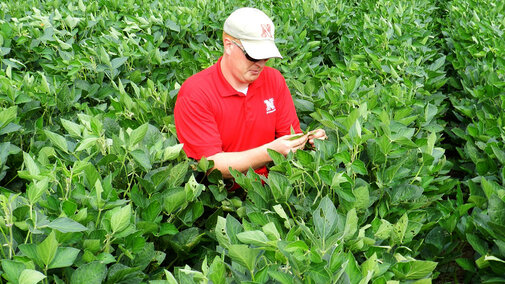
xmin=223 ymin=37 xmax=233 ymax=55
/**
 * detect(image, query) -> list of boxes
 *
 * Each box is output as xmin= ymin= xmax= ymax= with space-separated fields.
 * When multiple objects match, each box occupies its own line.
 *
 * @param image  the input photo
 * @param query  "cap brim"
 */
xmin=241 ymin=40 xmax=283 ymax=60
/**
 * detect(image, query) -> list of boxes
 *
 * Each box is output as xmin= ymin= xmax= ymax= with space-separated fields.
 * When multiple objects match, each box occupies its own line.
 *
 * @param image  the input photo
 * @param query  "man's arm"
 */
xmin=208 ymin=133 xmax=309 ymax=179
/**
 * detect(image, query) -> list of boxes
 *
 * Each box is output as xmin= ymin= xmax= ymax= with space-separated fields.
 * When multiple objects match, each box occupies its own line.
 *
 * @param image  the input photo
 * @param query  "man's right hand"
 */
xmin=266 ymin=133 xmax=309 ymax=156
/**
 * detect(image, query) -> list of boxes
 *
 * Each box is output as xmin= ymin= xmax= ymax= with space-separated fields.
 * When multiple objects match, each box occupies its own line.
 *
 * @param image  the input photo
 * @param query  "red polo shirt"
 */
xmin=174 ymin=57 xmax=301 ymax=167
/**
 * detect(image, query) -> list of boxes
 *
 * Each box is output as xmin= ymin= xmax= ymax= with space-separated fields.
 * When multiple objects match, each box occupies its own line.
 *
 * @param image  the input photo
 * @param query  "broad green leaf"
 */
xmin=215 ymin=216 xmax=230 ymax=249
xmin=39 ymin=72 xmax=50 ymax=94
xmin=353 ymin=186 xmax=369 ymax=210
xmin=111 ymin=57 xmax=128 ymax=69
xmin=129 ymin=123 xmax=148 ymax=148
xmin=70 ymin=261 xmax=107 ymax=284
xmin=488 ymin=194 xmax=505 ymax=225
xmin=169 ymin=162 xmax=188 ymax=188
xmin=314 ymin=196 xmax=338 ymax=240
xmin=18 ymin=244 xmax=42 ymax=267
xmin=48 ymin=247 xmax=80 ymax=269
xmin=392 ymin=260 xmax=437 ymax=280
xmin=236 ymin=230 xmax=270 ymax=247
xmin=163 ymin=269 xmax=178 ymax=284
xmin=61 ymin=118 xmax=83 ymax=137
xmin=262 ymin=222 xmax=281 ymax=240
xmin=361 ymin=253 xmax=378 ymax=277
xmin=99 ymin=46 xmax=110 ymax=66
xmin=228 ymin=244 xmax=259 ymax=272
xmin=268 ymin=270 xmax=293 ymax=284
xmin=37 ymin=231 xmax=59 ymax=267
xmin=23 ymin=152 xmax=40 ymax=176
xmin=0 ymin=106 xmax=17 ymax=129
xmin=163 ymin=144 xmax=184 ymax=161
xmin=1 ymin=259 xmax=26 ymax=283
xmin=131 ymin=149 xmax=152 ymax=171
xmin=491 ymin=144 xmax=505 ymax=165
xmin=18 ymin=269 xmax=46 ymax=284
xmin=208 ymin=256 xmax=225 ymax=284
xmin=111 ymin=204 xmax=132 ymax=233
xmin=424 ymin=104 xmax=438 ymax=124
xmin=345 ymin=252 xmax=362 ymax=284
xmin=391 ymin=213 xmax=409 ymax=245
xmin=308 ymin=263 xmax=331 ymax=283
xmin=27 ymin=178 xmax=48 ymax=204
xmin=163 ymin=187 xmax=187 ymax=215
xmin=47 ymin=217 xmax=87 ymax=233
xmin=375 ymin=219 xmax=393 ymax=240
xmin=343 ymin=208 xmax=358 ymax=241
xmin=44 ymin=130 xmax=68 ymax=153
xmin=226 ymin=214 xmax=243 ymax=245
xmin=351 ymin=159 xmax=367 ymax=175
xmin=456 ymin=258 xmax=475 ymax=272
xmin=267 ymin=171 xmax=292 ymax=203
xmin=75 ymin=136 xmax=99 ymax=152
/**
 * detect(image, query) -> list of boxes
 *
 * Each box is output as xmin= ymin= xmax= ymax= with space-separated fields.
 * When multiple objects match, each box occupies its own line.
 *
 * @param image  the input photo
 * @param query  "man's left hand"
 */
xmin=308 ymin=129 xmax=327 ymax=146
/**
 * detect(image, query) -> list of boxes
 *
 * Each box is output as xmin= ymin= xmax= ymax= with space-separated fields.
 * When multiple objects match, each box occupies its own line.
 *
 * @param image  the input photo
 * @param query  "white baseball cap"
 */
xmin=224 ymin=7 xmax=283 ymax=60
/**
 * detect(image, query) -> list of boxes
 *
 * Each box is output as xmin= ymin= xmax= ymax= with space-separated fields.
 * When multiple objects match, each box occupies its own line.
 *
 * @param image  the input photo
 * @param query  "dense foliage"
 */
xmin=0 ymin=0 xmax=504 ymax=283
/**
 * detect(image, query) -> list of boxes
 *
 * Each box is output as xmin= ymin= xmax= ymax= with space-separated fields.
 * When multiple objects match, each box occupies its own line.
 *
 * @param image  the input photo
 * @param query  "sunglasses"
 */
xmin=231 ymin=40 xmax=260 ymax=62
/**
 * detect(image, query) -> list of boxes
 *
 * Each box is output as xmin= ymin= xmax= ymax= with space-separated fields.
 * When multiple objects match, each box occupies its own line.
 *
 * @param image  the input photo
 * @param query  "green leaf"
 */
xmin=111 ymin=204 xmax=132 ymax=233
xmin=27 ymin=179 xmax=48 ymax=204
xmin=353 ymin=186 xmax=369 ymax=210
xmin=262 ymin=222 xmax=281 ymax=240
xmin=18 ymin=244 xmax=42 ymax=267
xmin=23 ymin=152 xmax=40 ymax=176
xmin=1 ymin=259 xmax=26 ymax=283
xmin=44 ymin=130 xmax=68 ymax=153
xmin=392 ymin=260 xmax=437 ymax=280
xmin=70 ymin=261 xmax=107 ymax=284
xmin=267 ymin=171 xmax=292 ymax=203
xmin=129 ymin=123 xmax=148 ymax=148
xmin=48 ymin=247 xmax=80 ymax=269
xmin=236 ymin=230 xmax=270 ymax=247
xmin=491 ymin=144 xmax=505 ymax=165
xmin=208 ymin=256 xmax=225 ymax=284
xmin=314 ymin=196 xmax=338 ymax=240
xmin=18 ymin=269 xmax=46 ymax=284
xmin=375 ymin=219 xmax=393 ymax=240
xmin=351 ymin=159 xmax=367 ymax=175
xmin=111 ymin=57 xmax=128 ymax=69
xmin=361 ymin=253 xmax=378 ymax=277
xmin=75 ymin=137 xmax=99 ymax=152
xmin=48 ymin=217 xmax=87 ymax=233
xmin=456 ymin=258 xmax=475 ymax=272
xmin=37 ymin=231 xmax=59 ymax=267
xmin=61 ymin=118 xmax=83 ymax=137
xmin=131 ymin=149 xmax=152 ymax=171
xmin=226 ymin=214 xmax=243 ymax=245
xmin=163 ymin=144 xmax=184 ymax=161
xmin=391 ymin=213 xmax=409 ymax=245
xmin=163 ymin=187 xmax=187 ymax=215
xmin=343 ymin=208 xmax=358 ymax=241
xmin=466 ymin=233 xmax=488 ymax=256
xmin=0 ymin=106 xmax=17 ymax=129
xmin=488 ymin=194 xmax=505 ymax=225
xmin=228 ymin=244 xmax=260 ymax=272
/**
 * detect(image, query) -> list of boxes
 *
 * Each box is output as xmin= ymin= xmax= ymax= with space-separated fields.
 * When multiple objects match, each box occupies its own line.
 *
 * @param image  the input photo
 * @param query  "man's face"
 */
xmin=228 ymin=39 xmax=269 ymax=84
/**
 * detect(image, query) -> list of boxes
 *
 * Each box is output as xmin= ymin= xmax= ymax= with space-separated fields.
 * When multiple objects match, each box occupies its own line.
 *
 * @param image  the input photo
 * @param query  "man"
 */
xmin=174 ymin=7 xmax=326 ymax=180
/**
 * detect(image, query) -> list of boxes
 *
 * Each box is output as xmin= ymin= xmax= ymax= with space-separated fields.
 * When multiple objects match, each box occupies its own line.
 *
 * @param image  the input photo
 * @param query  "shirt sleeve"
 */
xmin=274 ymin=72 xmax=302 ymax=137
xmin=174 ymin=85 xmax=223 ymax=160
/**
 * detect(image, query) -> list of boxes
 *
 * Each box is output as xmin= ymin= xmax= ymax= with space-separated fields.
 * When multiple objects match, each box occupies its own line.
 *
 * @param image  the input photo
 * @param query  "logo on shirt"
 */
xmin=264 ymin=98 xmax=276 ymax=114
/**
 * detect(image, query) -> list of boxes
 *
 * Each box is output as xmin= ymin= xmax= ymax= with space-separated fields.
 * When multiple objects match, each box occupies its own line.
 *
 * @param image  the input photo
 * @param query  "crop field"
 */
xmin=0 ymin=0 xmax=504 ymax=283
